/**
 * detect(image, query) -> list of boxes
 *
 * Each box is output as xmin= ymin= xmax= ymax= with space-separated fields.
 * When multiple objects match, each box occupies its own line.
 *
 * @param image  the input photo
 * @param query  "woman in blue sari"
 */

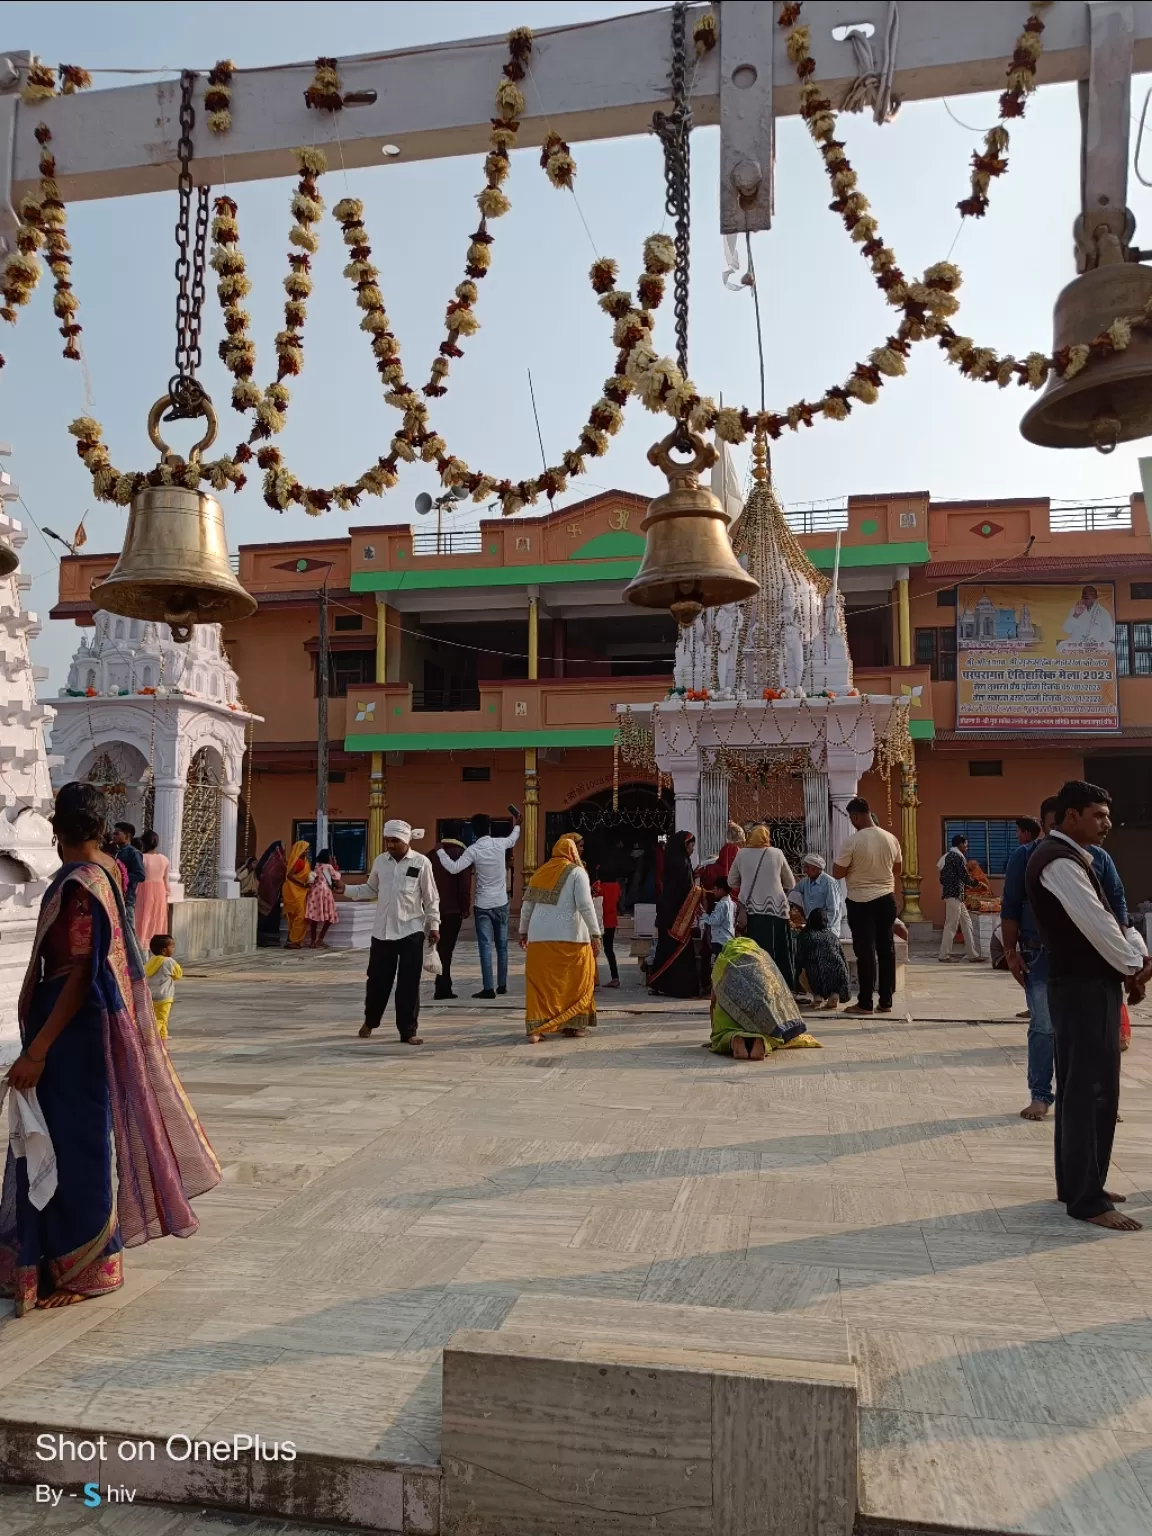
xmin=1 ymin=782 xmax=220 ymax=1316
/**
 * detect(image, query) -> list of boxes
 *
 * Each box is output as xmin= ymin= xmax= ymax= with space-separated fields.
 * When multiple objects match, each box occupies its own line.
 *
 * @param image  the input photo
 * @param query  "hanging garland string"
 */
xmin=48 ymin=0 xmax=1152 ymax=505
xmin=0 ymin=123 xmax=81 ymax=368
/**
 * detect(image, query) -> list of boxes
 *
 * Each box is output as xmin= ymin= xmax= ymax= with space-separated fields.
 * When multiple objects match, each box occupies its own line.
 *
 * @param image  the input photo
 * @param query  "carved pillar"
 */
xmin=670 ymin=763 xmax=700 ymax=848
xmin=899 ymin=745 xmax=924 ymax=921
xmin=368 ymin=596 xmax=388 ymax=865
xmin=523 ymin=748 xmax=539 ymax=883
xmin=153 ymin=778 xmax=187 ymax=902
xmin=217 ymin=782 xmax=241 ymax=898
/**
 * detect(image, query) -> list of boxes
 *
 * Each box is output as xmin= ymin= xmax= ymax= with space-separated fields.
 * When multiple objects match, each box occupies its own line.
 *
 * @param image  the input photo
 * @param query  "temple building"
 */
xmin=49 ymin=484 xmax=1152 ymax=930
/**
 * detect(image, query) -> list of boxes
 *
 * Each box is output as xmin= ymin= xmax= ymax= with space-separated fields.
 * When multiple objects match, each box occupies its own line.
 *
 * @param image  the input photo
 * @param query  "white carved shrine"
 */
xmin=0 ymin=484 xmax=57 ymax=1062
xmin=50 ymin=612 xmax=260 ymax=901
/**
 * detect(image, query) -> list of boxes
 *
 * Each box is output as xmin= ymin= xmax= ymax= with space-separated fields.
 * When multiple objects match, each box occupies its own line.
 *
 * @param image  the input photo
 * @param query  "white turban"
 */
xmin=383 ymin=819 xmax=412 ymax=841
xmin=802 ymin=852 xmax=826 ymax=872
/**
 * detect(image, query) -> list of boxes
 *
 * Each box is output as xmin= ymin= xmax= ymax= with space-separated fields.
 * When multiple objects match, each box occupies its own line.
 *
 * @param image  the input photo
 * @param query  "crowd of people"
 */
xmin=2 ymin=770 xmax=1144 ymax=1328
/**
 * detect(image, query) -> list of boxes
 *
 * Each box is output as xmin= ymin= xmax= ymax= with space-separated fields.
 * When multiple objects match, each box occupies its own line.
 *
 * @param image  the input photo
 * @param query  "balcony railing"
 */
xmin=785 ymin=504 xmax=850 ymax=534
xmin=411 ymin=687 xmax=482 ymax=712
xmin=412 ymin=530 xmax=484 ymax=556
xmin=1050 ymin=501 xmax=1132 ymax=532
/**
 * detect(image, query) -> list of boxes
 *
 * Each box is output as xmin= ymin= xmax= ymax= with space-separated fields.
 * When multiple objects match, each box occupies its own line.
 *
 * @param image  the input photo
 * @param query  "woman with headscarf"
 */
xmin=648 ymin=829 xmax=705 ymax=997
xmin=255 ymin=840 xmax=287 ymax=947
xmin=518 ymin=836 xmax=601 ymax=1041
xmin=699 ymin=822 xmax=746 ymax=891
xmin=1 ymin=782 xmax=220 ymax=1315
xmin=281 ymin=840 xmax=311 ymax=950
xmin=709 ymin=936 xmax=822 ymax=1060
xmin=728 ymin=824 xmax=798 ymax=990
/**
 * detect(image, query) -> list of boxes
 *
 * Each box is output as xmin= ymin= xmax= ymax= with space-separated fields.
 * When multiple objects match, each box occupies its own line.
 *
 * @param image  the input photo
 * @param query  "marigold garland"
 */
xmin=20 ymin=60 xmax=91 ymax=102
xmin=205 ymin=60 xmax=235 ymax=135
xmin=0 ymin=123 xmax=80 ymax=365
xmin=304 ymin=57 xmax=343 ymax=113
xmin=210 ymin=146 xmax=327 ymax=436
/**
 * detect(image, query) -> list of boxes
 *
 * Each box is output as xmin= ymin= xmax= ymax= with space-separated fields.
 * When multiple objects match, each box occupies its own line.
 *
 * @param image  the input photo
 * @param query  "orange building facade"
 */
xmin=52 ymin=487 xmax=1152 ymax=928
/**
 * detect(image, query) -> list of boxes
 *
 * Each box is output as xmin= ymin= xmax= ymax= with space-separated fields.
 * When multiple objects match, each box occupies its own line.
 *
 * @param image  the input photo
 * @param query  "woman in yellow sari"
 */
xmin=518 ymin=836 xmax=602 ymax=1042
xmin=281 ymin=840 xmax=311 ymax=949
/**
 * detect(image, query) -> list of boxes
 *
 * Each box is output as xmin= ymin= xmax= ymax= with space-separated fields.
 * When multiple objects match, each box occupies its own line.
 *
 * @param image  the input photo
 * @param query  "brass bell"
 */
xmin=625 ymin=426 xmax=760 ymax=626
xmin=92 ymin=393 xmax=256 ymax=643
xmin=0 ymin=536 xmax=19 ymax=577
xmin=1021 ymin=262 xmax=1152 ymax=452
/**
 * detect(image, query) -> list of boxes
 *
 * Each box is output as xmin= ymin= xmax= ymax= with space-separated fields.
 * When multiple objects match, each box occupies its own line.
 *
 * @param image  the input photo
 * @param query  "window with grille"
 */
xmin=292 ymin=819 xmax=368 ymax=873
xmin=312 ymin=648 xmax=377 ymax=696
xmin=1115 ymin=622 xmax=1152 ymax=677
xmin=914 ymin=626 xmax=957 ymax=681
xmin=943 ymin=819 xmax=1017 ymax=876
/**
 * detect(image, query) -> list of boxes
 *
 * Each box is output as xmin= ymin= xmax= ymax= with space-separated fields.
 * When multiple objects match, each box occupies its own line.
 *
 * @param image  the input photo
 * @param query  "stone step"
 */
xmin=442 ymin=1292 xmax=858 ymax=1536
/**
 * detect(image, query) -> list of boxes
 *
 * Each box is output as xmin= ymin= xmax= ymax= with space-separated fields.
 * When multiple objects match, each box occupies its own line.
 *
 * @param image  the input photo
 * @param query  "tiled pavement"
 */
xmin=2 ymin=941 xmax=1152 ymax=1535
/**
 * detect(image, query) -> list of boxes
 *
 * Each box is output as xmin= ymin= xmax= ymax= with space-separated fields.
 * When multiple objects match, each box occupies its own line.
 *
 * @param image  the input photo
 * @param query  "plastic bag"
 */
xmin=423 ymin=944 xmax=443 ymax=978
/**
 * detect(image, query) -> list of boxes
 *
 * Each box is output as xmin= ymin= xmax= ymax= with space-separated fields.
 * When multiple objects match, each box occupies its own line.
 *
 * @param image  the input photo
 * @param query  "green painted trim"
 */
xmin=808 ymin=540 xmax=930 ymax=570
xmin=353 ymin=541 xmax=931 ymax=590
xmin=351 ymin=560 xmax=641 ymax=593
xmin=909 ymin=719 xmax=936 ymax=740
xmin=345 ymin=727 xmax=620 ymax=752
xmin=569 ymin=531 xmax=646 ymax=560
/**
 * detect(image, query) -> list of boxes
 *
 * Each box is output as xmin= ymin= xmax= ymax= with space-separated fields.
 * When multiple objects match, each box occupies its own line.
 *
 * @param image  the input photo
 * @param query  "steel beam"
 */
xmin=6 ymin=2 xmax=1152 ymax=207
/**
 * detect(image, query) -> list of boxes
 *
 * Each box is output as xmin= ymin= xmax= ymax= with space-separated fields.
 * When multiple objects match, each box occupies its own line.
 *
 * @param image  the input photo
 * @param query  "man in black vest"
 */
xmin=1025 ymin=780 xmax=1150 ymax=1230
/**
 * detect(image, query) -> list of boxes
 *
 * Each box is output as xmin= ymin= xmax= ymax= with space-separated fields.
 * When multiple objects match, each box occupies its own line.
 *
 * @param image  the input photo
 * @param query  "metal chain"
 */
xmin=170 ymin=69 xmax=210 ymax=419
xmin=652 ymin=1 xmax=692 ymax=382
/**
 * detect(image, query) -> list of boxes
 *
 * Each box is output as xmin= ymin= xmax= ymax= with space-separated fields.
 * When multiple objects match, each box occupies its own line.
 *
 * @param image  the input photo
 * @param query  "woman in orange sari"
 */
xmin=281 ymin=840 xmax=311 ymax=949
xmin=518 ymin=836 xmax=601 ymax=1042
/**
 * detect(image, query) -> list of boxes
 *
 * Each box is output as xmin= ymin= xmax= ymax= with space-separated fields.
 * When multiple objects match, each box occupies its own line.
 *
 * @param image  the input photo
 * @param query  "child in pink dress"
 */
xmin=305 ymin=849 xmax=340 ymax=948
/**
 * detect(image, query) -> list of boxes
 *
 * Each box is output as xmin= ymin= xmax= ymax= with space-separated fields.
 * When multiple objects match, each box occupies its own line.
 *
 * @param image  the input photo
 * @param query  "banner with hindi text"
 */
xmin=955 ymin=582 xmax=1119 ymax=733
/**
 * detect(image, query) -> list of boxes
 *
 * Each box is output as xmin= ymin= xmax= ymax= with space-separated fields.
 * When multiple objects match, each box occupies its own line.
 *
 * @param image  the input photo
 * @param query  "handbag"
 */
xmin=735 ymin=850 xmax=769 ymax=936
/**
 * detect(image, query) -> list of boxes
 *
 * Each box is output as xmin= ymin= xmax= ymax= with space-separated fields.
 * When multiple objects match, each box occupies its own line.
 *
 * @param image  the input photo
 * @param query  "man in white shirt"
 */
xmin=1059 ymin=585 xmax=1115 ymax=649
xmin=437 ymin=810 xmax=521 ymax=999
xmin=1025 ymin=780 xmax=1151 ymax=1231
xmin=335 ymin=819 xmax=439 ymax=1043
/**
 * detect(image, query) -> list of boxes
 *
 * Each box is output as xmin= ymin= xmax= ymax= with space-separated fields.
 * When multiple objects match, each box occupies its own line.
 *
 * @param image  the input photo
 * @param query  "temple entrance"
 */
xmin=546 ymin=782 xmax=673 ymax=906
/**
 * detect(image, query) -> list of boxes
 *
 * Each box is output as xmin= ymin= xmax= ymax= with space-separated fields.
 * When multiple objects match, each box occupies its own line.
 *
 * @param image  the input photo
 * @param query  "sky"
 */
xmin=4 ymin=0 xmax=1152 ymax=690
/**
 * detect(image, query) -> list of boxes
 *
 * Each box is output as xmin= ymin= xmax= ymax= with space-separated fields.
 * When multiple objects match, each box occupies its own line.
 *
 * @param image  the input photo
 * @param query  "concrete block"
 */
xmin=171 ymin=897 xmax=257 ymax=963
xmin=441 ymin=1325 xmax=857 ymax=1536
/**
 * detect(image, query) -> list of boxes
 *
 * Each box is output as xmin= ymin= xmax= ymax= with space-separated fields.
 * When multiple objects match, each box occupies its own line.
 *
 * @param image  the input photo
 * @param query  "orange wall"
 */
xmin=247 ymin=748 xmax=621 ymax=879
xmin=222 ymin=606 xmax=372 ymax=745
xmin=862 ymin=748 xmax=1086 ymax=928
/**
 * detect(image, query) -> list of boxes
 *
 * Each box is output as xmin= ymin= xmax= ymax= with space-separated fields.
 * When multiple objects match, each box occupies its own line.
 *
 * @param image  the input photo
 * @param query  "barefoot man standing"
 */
xmin=1025 ymin=780 xmax=1151 ymax=1232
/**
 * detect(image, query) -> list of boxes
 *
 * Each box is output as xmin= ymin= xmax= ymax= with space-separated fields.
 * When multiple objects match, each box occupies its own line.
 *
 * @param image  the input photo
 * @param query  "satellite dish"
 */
xmin=414 ymin=492 xmax=434 ymax=516
xmin=451 ymin=485 xmax=469 ymax=502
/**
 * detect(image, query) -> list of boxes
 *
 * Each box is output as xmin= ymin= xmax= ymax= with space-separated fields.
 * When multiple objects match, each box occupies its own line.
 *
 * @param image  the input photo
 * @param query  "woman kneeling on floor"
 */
xmin=709 ymin=937 xmax=822 ymax=1060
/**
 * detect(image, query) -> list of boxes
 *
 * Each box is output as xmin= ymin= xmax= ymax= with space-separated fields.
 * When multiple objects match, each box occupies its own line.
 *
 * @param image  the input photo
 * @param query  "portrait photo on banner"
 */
xmin=955 ymin=582 xmax=1119 ymax=734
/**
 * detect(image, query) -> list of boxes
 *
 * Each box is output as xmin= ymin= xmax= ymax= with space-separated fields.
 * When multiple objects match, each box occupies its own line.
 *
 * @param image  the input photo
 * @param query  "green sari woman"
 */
xmin=709 ymin=938 xmax=822 ymax=1060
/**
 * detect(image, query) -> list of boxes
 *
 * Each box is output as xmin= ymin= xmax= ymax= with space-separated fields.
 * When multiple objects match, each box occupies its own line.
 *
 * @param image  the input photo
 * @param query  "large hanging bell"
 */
xmin=1021 ymin=262 xmax=1152 ymax=452
xmin=625 ymin=426 xmax=760 ymax=627
xmin=92 ymin=393 xmax=257 ymax=643
xmin=0 ymin=536 xmax=19 ymax=577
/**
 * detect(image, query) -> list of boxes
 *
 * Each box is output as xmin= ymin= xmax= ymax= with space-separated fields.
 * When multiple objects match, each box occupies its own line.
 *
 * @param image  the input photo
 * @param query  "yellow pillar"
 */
xmin=896 ymin=566 xmax=912 ymax=669
xmin=523 ymin=591 xmax=540 ymax=880
xmin=899 ymin=742 xmax=924 ymax=922
xmin=368 ymin=598 xmax=388 ymax=864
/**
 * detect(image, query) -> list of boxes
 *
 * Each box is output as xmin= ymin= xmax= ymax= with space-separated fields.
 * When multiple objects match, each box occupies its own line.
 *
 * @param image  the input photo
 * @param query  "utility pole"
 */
xmin=316 ymin=575 xmax=330 ymax=855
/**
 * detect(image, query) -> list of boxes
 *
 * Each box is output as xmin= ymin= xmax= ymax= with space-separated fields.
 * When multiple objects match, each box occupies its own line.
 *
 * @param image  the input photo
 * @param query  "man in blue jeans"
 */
xmin=1003 ymin=796 xmax=1134 ymax=1120
xmin=437 ymin=810 xmax=521 ymax=999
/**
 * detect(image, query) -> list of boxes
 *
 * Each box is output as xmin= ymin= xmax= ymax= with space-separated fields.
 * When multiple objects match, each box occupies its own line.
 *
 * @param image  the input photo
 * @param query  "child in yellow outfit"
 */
xmin=145 ymin=933 xmax=183 ymax=1039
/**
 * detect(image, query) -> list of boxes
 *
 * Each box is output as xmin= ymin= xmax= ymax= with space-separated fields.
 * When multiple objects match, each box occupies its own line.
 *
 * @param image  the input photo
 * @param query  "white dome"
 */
xmin=62 ymin=611 xmax=241 ymax=702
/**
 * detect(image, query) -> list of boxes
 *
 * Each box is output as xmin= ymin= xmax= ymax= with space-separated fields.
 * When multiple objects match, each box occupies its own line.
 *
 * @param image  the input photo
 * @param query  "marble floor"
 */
xmin=2 ymin=940 xmax=1152 ymax=1535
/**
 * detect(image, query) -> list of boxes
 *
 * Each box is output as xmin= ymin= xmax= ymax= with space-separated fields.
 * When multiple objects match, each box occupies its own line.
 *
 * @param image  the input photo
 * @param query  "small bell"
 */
xmin=0 ymin=536 xmax=19 ymax=577
xmin=1021 ymin=262 xmax=1152 ymax=452
xmin=92 ymin=393 xmax=256 ymax=643
xmin=625 ymin=425 xmax=760 ymax=626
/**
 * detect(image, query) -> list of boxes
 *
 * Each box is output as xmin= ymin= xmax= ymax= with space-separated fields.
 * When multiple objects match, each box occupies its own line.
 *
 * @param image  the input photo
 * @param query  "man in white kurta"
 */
xmin=337 ymin=819 xmax=439 ymax=1043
